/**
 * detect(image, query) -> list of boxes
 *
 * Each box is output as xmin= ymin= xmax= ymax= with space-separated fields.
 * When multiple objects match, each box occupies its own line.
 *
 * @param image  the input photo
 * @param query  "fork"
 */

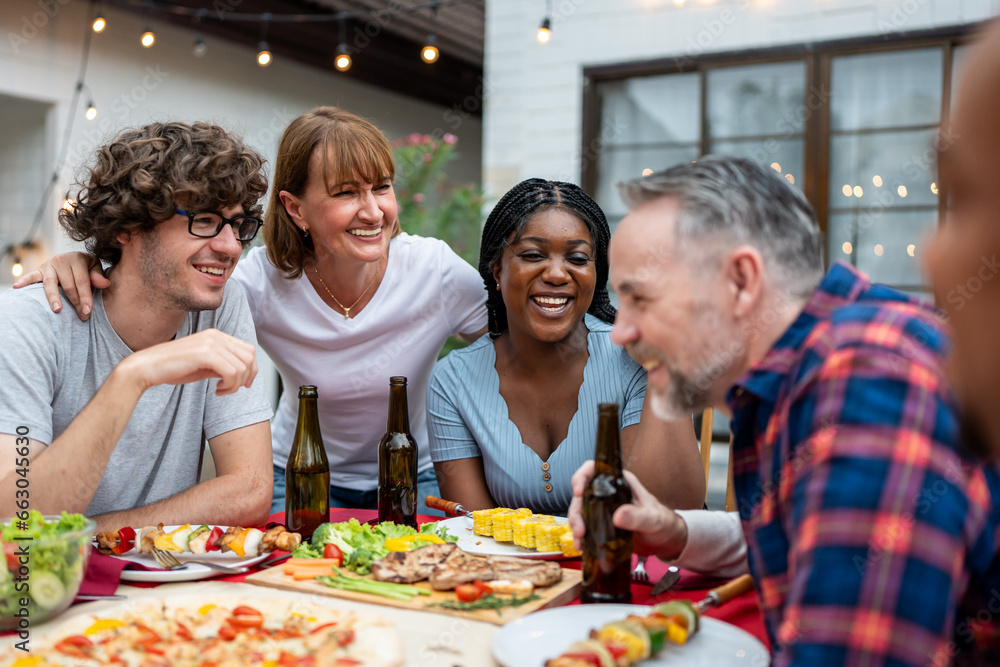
xmin=150 ymin=547 xmax=249 ymax=574
xmin=631 ymin=556 xmax=650 ymax=583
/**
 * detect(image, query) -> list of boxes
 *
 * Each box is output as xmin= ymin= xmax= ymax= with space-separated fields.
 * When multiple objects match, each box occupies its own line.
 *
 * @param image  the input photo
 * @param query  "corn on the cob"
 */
xmin=492 ymin=508 xmax=532 ymax=542
xmin=535 ymin=522 xmax=568 ymax=552
xmin=559 ymin=528 xmax=581 ymax=557
xmin=472 ymin=507 xmax=509 ymax=537
xmin=513 ymin=515 xmax=555 ymax=548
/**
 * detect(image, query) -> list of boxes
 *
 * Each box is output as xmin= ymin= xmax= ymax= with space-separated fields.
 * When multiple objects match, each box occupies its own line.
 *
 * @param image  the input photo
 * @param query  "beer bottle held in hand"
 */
xmin=285 ymin=385 xmax=330 ymax=539
xmin=378 ymin=376 xmax=418 ymax=528
xmin=582 ymin=402 xmax=633 ymax=604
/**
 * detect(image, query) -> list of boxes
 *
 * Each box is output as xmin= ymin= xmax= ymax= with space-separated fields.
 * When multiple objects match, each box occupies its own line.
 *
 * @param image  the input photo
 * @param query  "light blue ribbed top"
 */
xmin=426 ymin=314 xmax=646 ymax=514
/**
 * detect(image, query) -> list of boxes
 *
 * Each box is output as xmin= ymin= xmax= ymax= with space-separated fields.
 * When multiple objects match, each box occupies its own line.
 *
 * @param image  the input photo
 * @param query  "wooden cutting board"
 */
xmin=244 ymin=564 xmax=582 ymax=626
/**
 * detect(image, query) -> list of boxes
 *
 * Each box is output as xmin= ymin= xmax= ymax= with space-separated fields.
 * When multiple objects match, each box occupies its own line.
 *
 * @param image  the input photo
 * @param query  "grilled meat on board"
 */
xmin=370 ymin=543 xmax=563 ymax=590
xmin=428 ymin=548 xmax=496 ymax=590
xmin=371 ymin=543 xmax=458 ymax=583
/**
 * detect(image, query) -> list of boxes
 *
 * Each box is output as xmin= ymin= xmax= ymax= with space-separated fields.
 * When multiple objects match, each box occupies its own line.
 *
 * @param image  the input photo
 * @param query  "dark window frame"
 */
xmin=581 ymin=24 xmax=980 ymax=277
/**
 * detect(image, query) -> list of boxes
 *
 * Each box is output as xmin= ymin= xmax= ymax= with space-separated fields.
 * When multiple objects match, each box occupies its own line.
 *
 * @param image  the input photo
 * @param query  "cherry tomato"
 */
xmin=334 ymin=628 xmax=355 ymax=647
xmin=455 ymin=584 xmax=482 ymax=602
xmin=218 ymin=624 xmax=238 ymax=641
xmin=472 ymin=580 xmax=493 ymax=598
xmin=2 ymin=543 xmax=18 ymax=571
xmin=323 ymin=543 xmax=344 ymax=565
xmin=229 ymin=606 xmax=264 ymax=629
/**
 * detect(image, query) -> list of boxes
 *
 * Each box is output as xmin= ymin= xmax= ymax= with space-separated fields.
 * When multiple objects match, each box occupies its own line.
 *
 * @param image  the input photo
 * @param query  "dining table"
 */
xmin=2 ymin=508 xmax=769 ymax=666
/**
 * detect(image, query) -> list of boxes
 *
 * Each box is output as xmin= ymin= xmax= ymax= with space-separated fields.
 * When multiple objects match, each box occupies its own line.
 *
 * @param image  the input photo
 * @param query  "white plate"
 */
xmin=493 ymin=604 xmax=768 ymax=667
xmin=111 ymin=526 xmax=269 ymax=583
xmin=438 ymin=516 xmax=570 ymax=560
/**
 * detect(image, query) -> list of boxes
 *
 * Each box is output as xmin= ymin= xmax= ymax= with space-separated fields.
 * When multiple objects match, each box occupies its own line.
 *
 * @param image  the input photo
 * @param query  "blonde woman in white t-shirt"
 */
xmin=16 ymin=107 xmax=488 ymax=516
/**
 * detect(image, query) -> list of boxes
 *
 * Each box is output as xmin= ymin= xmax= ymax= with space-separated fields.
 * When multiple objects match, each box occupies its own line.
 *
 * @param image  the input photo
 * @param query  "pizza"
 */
xmin=0 ymin=595 xmax=403 ymax=666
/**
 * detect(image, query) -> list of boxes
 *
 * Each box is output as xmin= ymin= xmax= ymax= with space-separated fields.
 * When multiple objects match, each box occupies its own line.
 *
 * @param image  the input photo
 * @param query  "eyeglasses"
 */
xmin=176 ymin=208 xmax=263 ymax=242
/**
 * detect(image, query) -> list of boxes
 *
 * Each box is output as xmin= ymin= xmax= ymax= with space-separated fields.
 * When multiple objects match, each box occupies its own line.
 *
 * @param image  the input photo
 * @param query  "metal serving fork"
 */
xmin=150 ymin=547 xmax=249 ymax=574
xmin=631 ymin=556 xmax=650 ymax=584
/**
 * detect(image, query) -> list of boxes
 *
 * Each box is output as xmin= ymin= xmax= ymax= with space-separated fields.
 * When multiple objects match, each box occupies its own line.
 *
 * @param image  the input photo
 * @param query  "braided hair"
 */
xmin=480 ymin=178 xmax=616 ymax=337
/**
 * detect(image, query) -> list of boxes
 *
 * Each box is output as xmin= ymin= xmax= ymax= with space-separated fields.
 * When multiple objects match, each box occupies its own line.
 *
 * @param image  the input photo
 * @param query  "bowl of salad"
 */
xmin=0 ymin=511 xmax=96 ymax=631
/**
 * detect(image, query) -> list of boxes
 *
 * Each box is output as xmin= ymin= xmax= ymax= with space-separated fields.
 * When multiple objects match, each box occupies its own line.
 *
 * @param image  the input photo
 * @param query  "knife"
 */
xmin=424 ymin=495 xmax=472 ymax=517
xmin=649 ymin=565 xmax=680 ymax=596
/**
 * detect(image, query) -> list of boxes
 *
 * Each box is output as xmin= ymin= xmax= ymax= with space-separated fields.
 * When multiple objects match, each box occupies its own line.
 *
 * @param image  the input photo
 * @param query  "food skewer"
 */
xmin=95 ymin=523 xmax=301 ymax=558
xmin=545 ymin=573 xmax=757 ymax=666
xmin=424 ymin=495 xmax=472 ymax=517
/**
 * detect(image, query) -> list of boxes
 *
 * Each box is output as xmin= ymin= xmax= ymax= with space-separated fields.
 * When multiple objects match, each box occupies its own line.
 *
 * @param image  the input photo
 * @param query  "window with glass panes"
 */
xmin=582 ymin=29 xmax=973 ymax=299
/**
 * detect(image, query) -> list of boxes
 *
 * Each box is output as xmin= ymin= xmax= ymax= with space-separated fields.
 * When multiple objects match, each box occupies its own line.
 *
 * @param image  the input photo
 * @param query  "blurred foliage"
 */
xmin=392 ymin=133 xmax=483 ymax=266
xmin=392 ymin=133 xmax=485 ymax=357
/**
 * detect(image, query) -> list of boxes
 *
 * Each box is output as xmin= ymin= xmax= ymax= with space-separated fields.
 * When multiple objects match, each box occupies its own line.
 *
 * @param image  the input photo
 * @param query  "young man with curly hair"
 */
xmin=0 ymin=122 xmax=274 ymax=530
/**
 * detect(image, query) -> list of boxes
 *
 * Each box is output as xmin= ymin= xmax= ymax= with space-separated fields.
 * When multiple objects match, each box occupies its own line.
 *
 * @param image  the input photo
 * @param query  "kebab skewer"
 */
xmin=96 ymin=524 xmax=301 ymax=559
xmin=545 ymin=574 xmax=755 ymax=666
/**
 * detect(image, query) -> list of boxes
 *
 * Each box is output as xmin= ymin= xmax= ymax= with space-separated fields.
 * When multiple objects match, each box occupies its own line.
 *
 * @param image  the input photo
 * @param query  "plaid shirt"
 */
xmin=727 ymin=262 xmax=1000 ymax=667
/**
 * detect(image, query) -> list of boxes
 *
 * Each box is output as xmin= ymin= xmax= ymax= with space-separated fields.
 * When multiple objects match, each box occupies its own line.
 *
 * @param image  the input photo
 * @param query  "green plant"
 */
xmin=392 ymin=133 xmax=483 ymax=266
xmin=392 ymin=133 xmax=485 ymax=358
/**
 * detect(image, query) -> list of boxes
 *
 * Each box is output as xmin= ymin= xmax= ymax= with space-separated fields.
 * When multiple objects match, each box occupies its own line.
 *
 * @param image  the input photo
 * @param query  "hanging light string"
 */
xmin=537 ymin=0 xmax=552 ymax=44
xmin=7 ymin=0 xmax=97 ymax=274
xmin=111 ymin=0 xmax=478 ymax=26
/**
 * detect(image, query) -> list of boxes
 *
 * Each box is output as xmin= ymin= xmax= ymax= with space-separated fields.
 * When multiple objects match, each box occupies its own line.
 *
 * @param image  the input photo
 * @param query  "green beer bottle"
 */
xmin=285 ymin=385 xmax=330 ymax=538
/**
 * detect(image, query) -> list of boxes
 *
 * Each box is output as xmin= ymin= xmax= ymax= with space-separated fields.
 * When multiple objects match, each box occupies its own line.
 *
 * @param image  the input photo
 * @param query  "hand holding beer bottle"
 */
xmin=582 ymin=403 xmax=633 ymax=603
xmin=378 ymin=376 xmax=418 ymax=528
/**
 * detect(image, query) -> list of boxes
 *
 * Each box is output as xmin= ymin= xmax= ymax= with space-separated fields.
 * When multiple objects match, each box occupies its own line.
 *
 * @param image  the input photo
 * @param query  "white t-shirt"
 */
xmin=234 ymin=234 xmax=487 ymax=489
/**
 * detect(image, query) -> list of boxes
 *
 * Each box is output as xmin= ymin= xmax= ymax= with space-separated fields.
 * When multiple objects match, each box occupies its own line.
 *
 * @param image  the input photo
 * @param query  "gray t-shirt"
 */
xmin=0 ymin=282 xmax=273 ymax=516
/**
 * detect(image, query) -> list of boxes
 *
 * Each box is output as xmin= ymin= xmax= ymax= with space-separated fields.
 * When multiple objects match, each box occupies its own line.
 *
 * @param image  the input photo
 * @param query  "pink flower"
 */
xmin=443 ymin=133 xmax=458 ymax=145
xmin=408 ymin=133 xmax=423 ymax=145
xmin=423 ymin=153 xmax=433 ymax=162
xmin=413 ymin=193 xmax=425 ymax=203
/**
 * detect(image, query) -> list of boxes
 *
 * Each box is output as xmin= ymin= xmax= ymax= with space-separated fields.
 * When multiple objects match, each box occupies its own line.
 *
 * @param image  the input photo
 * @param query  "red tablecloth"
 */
xmin=78 ymin=509 xmax=767 ymax=648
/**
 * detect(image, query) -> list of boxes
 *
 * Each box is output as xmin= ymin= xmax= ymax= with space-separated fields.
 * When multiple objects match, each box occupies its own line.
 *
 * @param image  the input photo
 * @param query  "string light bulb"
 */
xmin=141 ymin=26 xmax=155 ymax=47
xmin=334 ymin=43 xmax=352 ymax=71
xmin=193 ymin=34 xmax=206 ymax=58
xmin=85 ymin=101 xmax=97 ymax=120
xmin=421 ymin=35 xmax=439 ymax=63
xmin=537 ymin=17 xmax=551 ymax=44
xmin=92 ymin=13 xmax=106 ymax=33
xmin=257 ymin=42 xmax=272 ymax=66
xmin=11 ymin=258 xmax=22 ymax=278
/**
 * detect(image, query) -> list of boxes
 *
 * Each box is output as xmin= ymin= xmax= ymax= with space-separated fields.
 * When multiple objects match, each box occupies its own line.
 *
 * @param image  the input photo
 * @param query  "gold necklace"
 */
xmin=313 ymin=255 xmax=383 ymax=320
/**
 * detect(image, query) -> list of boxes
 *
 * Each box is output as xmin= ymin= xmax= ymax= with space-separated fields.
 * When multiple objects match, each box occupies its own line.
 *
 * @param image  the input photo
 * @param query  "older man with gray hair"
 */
xmin=570 ymin=156 xmax=1000 ymax=666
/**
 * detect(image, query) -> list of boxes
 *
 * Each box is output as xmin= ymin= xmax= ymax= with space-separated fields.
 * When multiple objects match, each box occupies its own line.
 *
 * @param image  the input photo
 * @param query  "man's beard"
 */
xmin=649 ymin=364 xmax=712 ymax=421
xmin=138 ymin=231 xmax=227 ymax=312
xmin=645 ymin=313 xmax=743 ymax=422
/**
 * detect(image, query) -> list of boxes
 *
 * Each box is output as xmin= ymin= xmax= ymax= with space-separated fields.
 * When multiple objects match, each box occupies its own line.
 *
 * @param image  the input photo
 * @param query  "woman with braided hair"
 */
xmin=426 ymin=178 xmax=705 ymax=514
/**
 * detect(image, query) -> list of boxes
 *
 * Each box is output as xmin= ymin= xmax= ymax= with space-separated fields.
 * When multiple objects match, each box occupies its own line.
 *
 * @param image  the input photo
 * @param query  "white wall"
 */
xmin=0 ymin=0 xmax=483 ymax=279
xmin=483 ymin=0 xmax=999 ymax=200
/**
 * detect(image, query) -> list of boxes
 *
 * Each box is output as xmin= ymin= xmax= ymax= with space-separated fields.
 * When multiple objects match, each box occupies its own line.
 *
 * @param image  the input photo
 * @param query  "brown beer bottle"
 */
xmin=582 ymin=403 xmax=633 ymax=604
xmin=285 ymin=385 xmax=330 ymax=539
xmin=378 ymin=376 xmax=418 ymax=528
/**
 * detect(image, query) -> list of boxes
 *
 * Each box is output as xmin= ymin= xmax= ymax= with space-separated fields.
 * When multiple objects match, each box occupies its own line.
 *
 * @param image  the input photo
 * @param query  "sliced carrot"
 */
xmin=283 ymin=558 xmax=341 ymax=569
xmin=291 ymin=572 xmax=328 ymax=580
